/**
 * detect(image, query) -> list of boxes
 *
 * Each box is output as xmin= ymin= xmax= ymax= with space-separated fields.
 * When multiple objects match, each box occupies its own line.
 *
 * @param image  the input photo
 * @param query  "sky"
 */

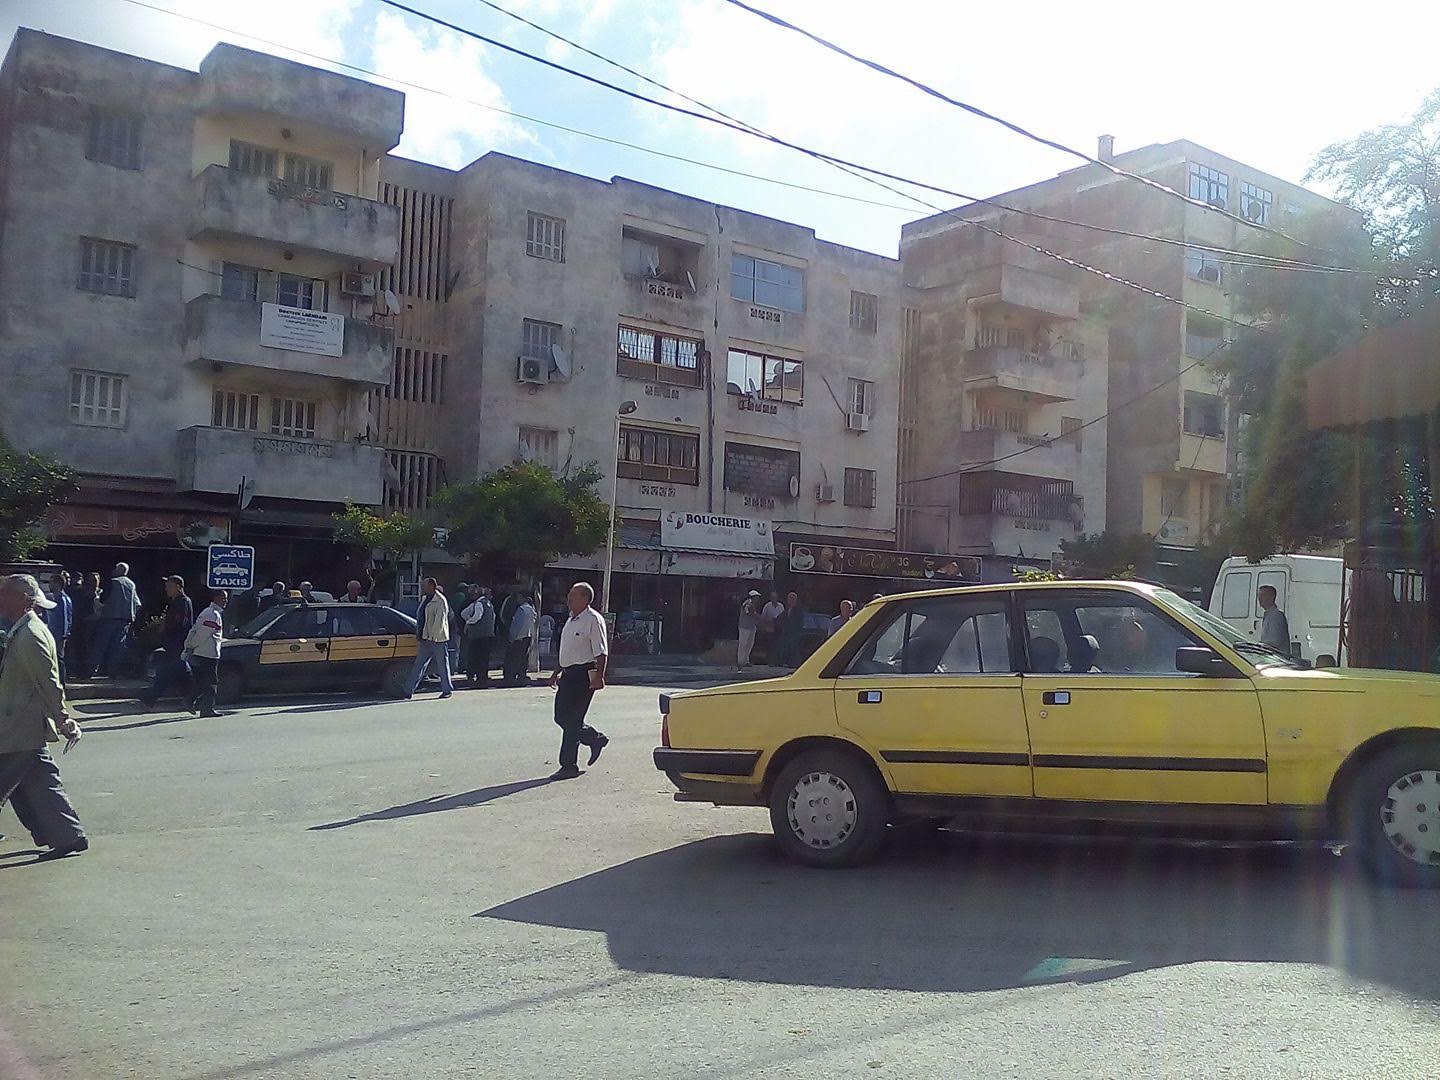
xmin=5 ymin=0 xmax=1440 ymax=256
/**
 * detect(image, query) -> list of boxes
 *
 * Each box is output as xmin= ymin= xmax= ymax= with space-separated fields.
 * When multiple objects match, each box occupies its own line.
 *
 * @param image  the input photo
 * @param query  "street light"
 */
xmin=603 ymin=400 xmax=639 ymax=617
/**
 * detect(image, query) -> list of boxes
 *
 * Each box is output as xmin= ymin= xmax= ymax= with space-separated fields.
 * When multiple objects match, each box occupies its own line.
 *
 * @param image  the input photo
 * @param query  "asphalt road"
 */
xmin=3 ymin=685 xmax=1440 ymax=1079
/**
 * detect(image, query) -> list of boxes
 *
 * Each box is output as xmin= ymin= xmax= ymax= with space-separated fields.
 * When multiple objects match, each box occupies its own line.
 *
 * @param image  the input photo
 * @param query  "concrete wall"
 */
xmin=178 ymin=425 xmax=384 ymax=503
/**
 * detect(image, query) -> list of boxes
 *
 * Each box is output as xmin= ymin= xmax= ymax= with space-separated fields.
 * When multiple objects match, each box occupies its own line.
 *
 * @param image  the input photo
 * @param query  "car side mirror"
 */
xmin=1175 ymin=646 xmax=1230 ymax=676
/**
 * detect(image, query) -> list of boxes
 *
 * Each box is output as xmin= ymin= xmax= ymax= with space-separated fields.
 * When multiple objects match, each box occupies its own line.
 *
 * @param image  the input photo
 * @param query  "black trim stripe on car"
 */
xmin=1032 ymin=754 xmax=1267 ymax=773
xmin=653 ymin=748 xmax=762 ymax=776
xmin=881 ymin=750 xmax=1029 ymax=766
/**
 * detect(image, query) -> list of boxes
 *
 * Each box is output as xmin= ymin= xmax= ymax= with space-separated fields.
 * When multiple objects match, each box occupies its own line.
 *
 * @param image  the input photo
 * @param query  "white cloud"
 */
xmin=366 ymin=10 xmax=532 ymax=168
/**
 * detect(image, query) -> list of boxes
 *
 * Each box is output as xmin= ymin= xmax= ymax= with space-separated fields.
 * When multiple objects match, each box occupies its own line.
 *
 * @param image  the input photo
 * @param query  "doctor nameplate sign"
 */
xmin=260 ymin=303 xmax=345 ymax=358
xmin=661 ymin=511 xmax=773 ymax=556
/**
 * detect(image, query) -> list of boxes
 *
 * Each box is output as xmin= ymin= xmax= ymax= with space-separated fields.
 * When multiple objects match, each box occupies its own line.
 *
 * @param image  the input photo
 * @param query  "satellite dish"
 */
xmin=789 ymin=475 xmax=800 ymax=498
xmin=551 ymin=344 xmax=572 ymax=380
xmin=685 ymin=270 xmax=697 ymax=292
xmin=383 ymin=289 xmax=401 ymax=315
xmin=1243 ymin=202 xmax=1265 ymax=223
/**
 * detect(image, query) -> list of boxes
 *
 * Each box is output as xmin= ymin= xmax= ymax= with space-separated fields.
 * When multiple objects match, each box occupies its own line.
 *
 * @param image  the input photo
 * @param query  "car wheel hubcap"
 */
xmin=1380 ymin=770 xmax=1440 ymax=866
xmin=787 ymin=771 xmax=858 ymax=850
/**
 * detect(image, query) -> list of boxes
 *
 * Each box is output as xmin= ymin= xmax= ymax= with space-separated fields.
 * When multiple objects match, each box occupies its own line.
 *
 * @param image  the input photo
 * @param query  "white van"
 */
xmin=1208 ymin=555 xmax=1344 ymax=664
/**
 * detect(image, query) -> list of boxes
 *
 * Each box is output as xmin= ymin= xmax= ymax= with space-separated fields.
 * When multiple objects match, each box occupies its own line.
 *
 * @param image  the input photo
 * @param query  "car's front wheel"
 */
xmin=1343 ymin=743 xmax=1440 ymax=887
xmin=381 ymin=659 xmax=412 ymax=699
xmin=768 ymin=748 xmax=890 ymax=868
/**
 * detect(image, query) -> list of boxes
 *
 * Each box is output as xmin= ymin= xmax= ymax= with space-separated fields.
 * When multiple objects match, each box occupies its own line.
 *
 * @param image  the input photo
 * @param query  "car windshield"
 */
xmin=1152 ymin=589 xmax=1305 ymax=668
xmin=234 ymin=607 xmax=289 ymax=639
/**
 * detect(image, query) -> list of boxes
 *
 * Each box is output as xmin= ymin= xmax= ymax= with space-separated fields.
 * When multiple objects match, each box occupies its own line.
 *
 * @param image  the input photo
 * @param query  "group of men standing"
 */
xmin=138 ymin=576 xmax=228 ymax=717
xmin=37 ymin=563 xmax=142 ymax=682
xmin=403 ymin=579 xmax=541 ymax=699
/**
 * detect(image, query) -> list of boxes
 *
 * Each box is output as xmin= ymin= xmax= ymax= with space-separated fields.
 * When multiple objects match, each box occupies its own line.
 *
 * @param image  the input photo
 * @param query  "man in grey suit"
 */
xmin=89 ymin=561 xmax=141 ymax=677
xmin=0 ymin=574 xmax=88 ymax=859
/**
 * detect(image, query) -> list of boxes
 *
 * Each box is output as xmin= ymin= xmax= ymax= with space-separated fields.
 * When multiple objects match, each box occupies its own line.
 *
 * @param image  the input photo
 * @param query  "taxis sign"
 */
xmin=207 ymin=544 xmax=255 ymax=590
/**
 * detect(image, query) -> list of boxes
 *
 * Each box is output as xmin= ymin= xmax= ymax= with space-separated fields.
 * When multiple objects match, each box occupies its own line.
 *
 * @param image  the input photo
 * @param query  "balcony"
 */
xmin=958 ymin=429 xmax=1079 ymax=481
xmin=964 ymin=346 xmax=1083 ymax=403
xmin=956 ymin=471 xmax=1083 ymax=552
xmin=973 ymin=261 xmax=1079 ymax=320
xmin=185 ymin=295 xmax=393 ymax=387
xmin=191 ymin=166 xmax=400 ymax=269
xmin=177 ymin=426 xmax=385 ymax=505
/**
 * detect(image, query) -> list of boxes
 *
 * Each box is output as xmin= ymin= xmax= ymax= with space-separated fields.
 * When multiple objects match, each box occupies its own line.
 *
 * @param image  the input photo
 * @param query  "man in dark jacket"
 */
xmin=89 ymin=562 xmax=141 ymax=677
xmin=139 ymin=575 xmax=194 ymax=709
xmin=42 ymin=570 xmax=74 ymax=684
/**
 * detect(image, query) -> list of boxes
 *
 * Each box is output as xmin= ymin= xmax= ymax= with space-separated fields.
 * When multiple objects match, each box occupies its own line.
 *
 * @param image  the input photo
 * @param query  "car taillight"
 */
xmin=661 ymin=714 xmax=670 ymax=748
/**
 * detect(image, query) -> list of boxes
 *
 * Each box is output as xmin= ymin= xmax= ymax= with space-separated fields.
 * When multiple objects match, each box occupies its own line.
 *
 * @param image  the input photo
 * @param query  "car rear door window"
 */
xmin=269 ymin=607 xmax=330 ymax=639
xmin=331 ymin=608 xmax=385 ymax=638
xmin=845 ymin=596 xmax=1014 ymax=675
xmin=1022 ymin=592 xmax=1206 ymax=675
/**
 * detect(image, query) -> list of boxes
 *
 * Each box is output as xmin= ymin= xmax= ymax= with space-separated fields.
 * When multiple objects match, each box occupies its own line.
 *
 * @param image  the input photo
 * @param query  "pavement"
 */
xmin=4 ymin=685 xmax=1440 ymax=1078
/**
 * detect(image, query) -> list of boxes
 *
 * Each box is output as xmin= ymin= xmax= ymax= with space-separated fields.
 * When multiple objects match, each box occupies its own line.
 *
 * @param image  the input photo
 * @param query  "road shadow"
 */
xmin=310 ymin=776 xmax=557 ymax=830
xmin=84 ymin=711 xmax=197 ymax=732
xmin=258 ymin=700 xmax=389 ymax=716
xmin=480 ymin=830 xmax=1440 ymax=999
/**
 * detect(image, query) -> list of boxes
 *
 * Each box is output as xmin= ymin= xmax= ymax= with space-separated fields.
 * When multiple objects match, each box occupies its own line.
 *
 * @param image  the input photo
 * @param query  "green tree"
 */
xmin=332 ymin=505 xmax=434 ymax=561
xmin=1059 ymin=531 xmax=1157 ymax=579
xmin=0 ymin=435 xmax=78 ymax=561
xmin=434 ymin=461 xmax=609 ymax=574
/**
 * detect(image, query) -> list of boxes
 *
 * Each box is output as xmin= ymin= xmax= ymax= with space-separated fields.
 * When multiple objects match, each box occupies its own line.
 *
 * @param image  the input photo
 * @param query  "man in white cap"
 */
xmin=0 ymin=574 xmax=88 ymax=859
xmin=737 ymin=590 xmax=761 ymax=670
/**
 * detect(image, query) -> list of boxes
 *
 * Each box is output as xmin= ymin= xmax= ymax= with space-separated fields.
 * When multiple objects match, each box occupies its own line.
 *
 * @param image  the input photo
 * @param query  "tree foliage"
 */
xmin=332 ymin=504 xmax=433 ymax=560
xmin=434 ymin=461 xmax=609 ymax=573
xmin=0 ymin=434 xmax=78 ymax=562
xmin=1059 ymin=531 xmax=1156 ymax=579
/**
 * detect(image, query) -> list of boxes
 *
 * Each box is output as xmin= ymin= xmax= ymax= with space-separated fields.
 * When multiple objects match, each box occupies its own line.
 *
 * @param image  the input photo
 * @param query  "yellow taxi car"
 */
xmin=215 ymin=602 xmax=419 ymax=704
xmin=654 ymin=580 xmax=1440 ymax=885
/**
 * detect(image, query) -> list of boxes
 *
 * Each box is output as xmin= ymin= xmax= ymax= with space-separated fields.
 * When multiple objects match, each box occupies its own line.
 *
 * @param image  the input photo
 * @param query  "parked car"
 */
xmin=655 ymin=579 xmax=1440 ymax=887
xmin=1209 ymin=555 xmax=1343 ymax=665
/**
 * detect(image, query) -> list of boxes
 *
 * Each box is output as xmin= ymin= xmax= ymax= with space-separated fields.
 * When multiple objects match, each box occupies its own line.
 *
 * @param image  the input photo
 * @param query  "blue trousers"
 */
xmin=89 ymin=619 xmax=130 ymax=677
xmin=408 ymin=640 xmax=454 ymax=696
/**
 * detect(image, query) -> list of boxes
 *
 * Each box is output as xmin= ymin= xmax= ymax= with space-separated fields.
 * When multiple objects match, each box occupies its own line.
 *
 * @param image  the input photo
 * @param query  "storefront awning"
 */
xmin=549 ymin=546 xmax=771 ymax=580
xmin=1306 ymin=305 xmax=1440 ymax=430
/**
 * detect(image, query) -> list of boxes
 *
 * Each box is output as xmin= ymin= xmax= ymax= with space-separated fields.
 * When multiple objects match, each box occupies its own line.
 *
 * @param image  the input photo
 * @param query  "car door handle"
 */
xmin=377 ymin=639 xmax=390 ymax=648
xmin=1042 ymin=691 xmax=1071 ymax=706
xmin=316 ymin=642 xmax=328 ymax=652
xmin=857 ymin=690 xmax=883 ymax=704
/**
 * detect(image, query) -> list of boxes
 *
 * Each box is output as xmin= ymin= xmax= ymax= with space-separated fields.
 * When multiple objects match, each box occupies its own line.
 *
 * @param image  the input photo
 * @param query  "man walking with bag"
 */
xmin=140 ymin=575 xmax=194 ymax=709
xmin=405 ymin=577 xmax=454 ymax=699
xmin=0 ymin=574 xmax=88 ymax=860
xmin=547 ymin=582 xmax=609 ymax=780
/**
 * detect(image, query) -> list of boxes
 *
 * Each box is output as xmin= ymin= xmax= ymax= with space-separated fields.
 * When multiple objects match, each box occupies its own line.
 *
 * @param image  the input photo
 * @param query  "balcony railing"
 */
xmin=959 ymin=472 xmax=1081 ymax=522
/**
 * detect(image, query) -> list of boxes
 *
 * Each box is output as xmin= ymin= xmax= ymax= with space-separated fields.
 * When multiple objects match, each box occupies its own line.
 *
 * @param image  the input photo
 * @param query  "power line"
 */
xmin=720 ymin=0 xmax=1327 ymax=253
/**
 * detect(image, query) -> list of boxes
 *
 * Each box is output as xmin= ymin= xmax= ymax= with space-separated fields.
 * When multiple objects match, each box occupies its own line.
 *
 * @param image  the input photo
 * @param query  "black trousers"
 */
xmin=554 ymin=664 xmax=603 ymax=768
xmin=503 ymin=637 xmax=531 ymax=685
xmin=466 ymin=636 xmax=494 ymax=684
xmin=190 ymin=655 xmax=219 ymax=715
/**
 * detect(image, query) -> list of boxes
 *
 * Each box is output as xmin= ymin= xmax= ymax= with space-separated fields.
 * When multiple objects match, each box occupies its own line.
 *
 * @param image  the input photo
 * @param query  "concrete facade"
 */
xmin=902 ymin=138 xmax=1354 ymax=555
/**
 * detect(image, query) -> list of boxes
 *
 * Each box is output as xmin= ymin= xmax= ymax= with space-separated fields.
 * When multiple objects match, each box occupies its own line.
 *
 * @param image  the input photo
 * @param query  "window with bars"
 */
xmin=617 ymin=325 xmax=703 ymax=386
xmin=844 ymin=467 xmax=877 ymax=508
xmin=1061 ymin=415 xmax=1083 ymax=450
xmin=972 ymin=403 xmax=1027 ymax=433
xmin=725 ymin=349 xmax=803 ymax=404
xmin=518 ymin=426 xmax=560 ymax=471
xmin=618 ymin=424 xmax=701 ymax=485
xmin=229 ymin=140 xmax=278 ymax=178
xmin=526 ymin=212 xmax=566 ymax=261
xmin=276 ymin=273 xmax=323 ymax=310
xmin=1240 ymin=180 xmax=1273 ymax=225
xmin=220 ymin=262 xmax=262 ymax=302
xmin=521 ymin=319 xmax=562 ymax=364
xmin=730 ymin=253 xmax=805 ymax=312
xmin=212 ymin=388 xmax=261 ymax=431
xmin=77 ymin=238 xmax=135 ymax=297
xmin=385 ymin=450 xmax=443 ymax=513
xmin=849 ymin=290 xmax=878 ymax=333
xmin=1185 ymin=313 xmax=1226 ymax=359
xmin=283 ymin=153 xmax=332 ymax=191
xmin=86 ymin=108 xmax=141 ymax=170
xmin=1183 ymin=391 xmax=1225 ymax=437
xmin=69 ymin=370 xmax=127 ymax=427
xmin=723 ymin=442 xmax=800 ymax=498
xmin=1185 ymin=247 xmax=1223 ymax=285
xmin=1187 ymin=162 xmax=1230 ymax=209
xmin=847 ymin=378 xmax=874 ymax=416
xmin=270 ymin=397 xmax=317 ymax=439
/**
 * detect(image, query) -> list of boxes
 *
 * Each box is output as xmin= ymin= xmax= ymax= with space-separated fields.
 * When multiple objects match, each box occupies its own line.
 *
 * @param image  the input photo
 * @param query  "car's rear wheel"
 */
xmin=1343 ymin=743 xmax=1440 ymax=887
xmin=215 ymin=665 xmax=244 ymax=706
xmin=768 ymin=749 xmax=890 ymax=868
xmin=381 ymin=659 xmax=412 ymax=699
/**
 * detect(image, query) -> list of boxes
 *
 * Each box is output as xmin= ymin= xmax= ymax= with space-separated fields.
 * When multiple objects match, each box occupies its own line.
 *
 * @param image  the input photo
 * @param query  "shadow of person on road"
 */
xmin=478 ymin=830 xmax=1440 ymax=1000
xmin=309 ymin=776 xmax=557 ymax=831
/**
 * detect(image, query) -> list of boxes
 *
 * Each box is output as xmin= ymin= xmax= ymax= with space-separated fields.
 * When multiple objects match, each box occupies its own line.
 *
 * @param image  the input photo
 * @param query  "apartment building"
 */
xmin=0 ymin=30 xmax=402 ymax=587
xmin=900 ymin=138 xmax=1353 ymax=562
xmin=441 ymin=154 xmax=908 ymax=648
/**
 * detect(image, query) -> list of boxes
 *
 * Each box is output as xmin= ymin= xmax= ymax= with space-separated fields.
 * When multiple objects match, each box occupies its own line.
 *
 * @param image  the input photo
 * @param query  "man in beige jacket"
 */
xmin=0 ymin=574 xmax=88 ymax=858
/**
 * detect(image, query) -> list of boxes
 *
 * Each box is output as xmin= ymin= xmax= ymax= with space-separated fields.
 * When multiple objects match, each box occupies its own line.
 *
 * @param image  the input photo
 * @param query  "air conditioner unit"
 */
xmin=846 ymin=411 xmax=870 ymax=432
xmin=815 ymin=483 xmax=835 ymax=503
xmin=516 ymin=355 xmax=549 ymax=385
xmin=340 ymin=271 xmax=375 ymax=297
xmin=1197 ymin=265 xmax=1220 ymax=284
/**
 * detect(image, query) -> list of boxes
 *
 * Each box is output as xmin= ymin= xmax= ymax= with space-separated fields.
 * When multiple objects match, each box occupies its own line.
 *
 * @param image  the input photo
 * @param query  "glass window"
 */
xmin=69 ymin=370 xmax=127 ymax=427
xmin=270 ymin=397 xmax=317 ymax=439
xmin=843 ymin=468 xmax=876 ymax=508
xmin=269 ymin=608 xmax=330 ymax=640
xmin=1187 ymin=163 xmax=1230 ymax=209
xmin=229 ymin=140 xmax=278 ymax=178
xmin=331 ymin=608 xmax=385 ymax=637
xmin=1185 ymin=313 xmax=1225 ymax=359
xmin=1021 ymin=592 xmax=1206 ymax=675
xmin=1240 ymin=181 xmax=1273 ymax=225
xmin=1186 ymin=247 xmax=1223 ymax=285
xmin=526 ymin=212 xmax=566 ymax=261
xmin=848 ymin=378 xmax=873 ymax=416
xmin=844 ymin=596 xmax=1014 ymax=676
xmin=86 ymin=108 xmax=141 ymax=170
xmin=849 ymin=290 xmax=878 ymax=333
xmin=212 ymin=388 xmax=261 ymax=431
xmin=276 ymin=273 xmax=322 ymax=311
xmin=517 ymin=426 xmax=559 ymax=470
xmin=617 ymin=425 xmax=701 ymax=485
xmin=77 ymin=238 xmax=135 ymax=297
xmin=726 ymin=349 xmax=803 ymax=404
xmin=220 ymin=262 xmax=261 ymax=302
xmin=730 ymin=253 xmax=805 ymax=312
xmin=617 ymin=325 xmax=702 ymax=384
xmin=522 ymin=319 xmax=561 ymax=362
xmin=1220 ymin=572 xmax=1253 ymax=619
xmin=1258 ymin=570 xmax=1287 ymax=606
xmin=283 ymin=153 xmax=332 ymax=190
xmin=1183 ymin=391 xmax=1225 ymax=437
xmin=1160 ymin=478 xmax=1189 ymax=518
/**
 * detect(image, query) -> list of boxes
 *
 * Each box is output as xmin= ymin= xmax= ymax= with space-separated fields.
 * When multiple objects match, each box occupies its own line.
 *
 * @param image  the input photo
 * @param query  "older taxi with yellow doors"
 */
xmin=654 ymin=580 xmax=1440 ymax=885
xmin=214 ymin=602 xmax=419 ymax=704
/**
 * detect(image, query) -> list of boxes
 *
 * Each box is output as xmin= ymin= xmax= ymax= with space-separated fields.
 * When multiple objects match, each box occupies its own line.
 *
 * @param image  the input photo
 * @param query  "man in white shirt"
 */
xmin=504 ymin=593 xmax=537 ymax=687
xmin=184 ymin=589 xmax=228 ymax=718
xmin=547 ymin=582 xmax=610 ymax=780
